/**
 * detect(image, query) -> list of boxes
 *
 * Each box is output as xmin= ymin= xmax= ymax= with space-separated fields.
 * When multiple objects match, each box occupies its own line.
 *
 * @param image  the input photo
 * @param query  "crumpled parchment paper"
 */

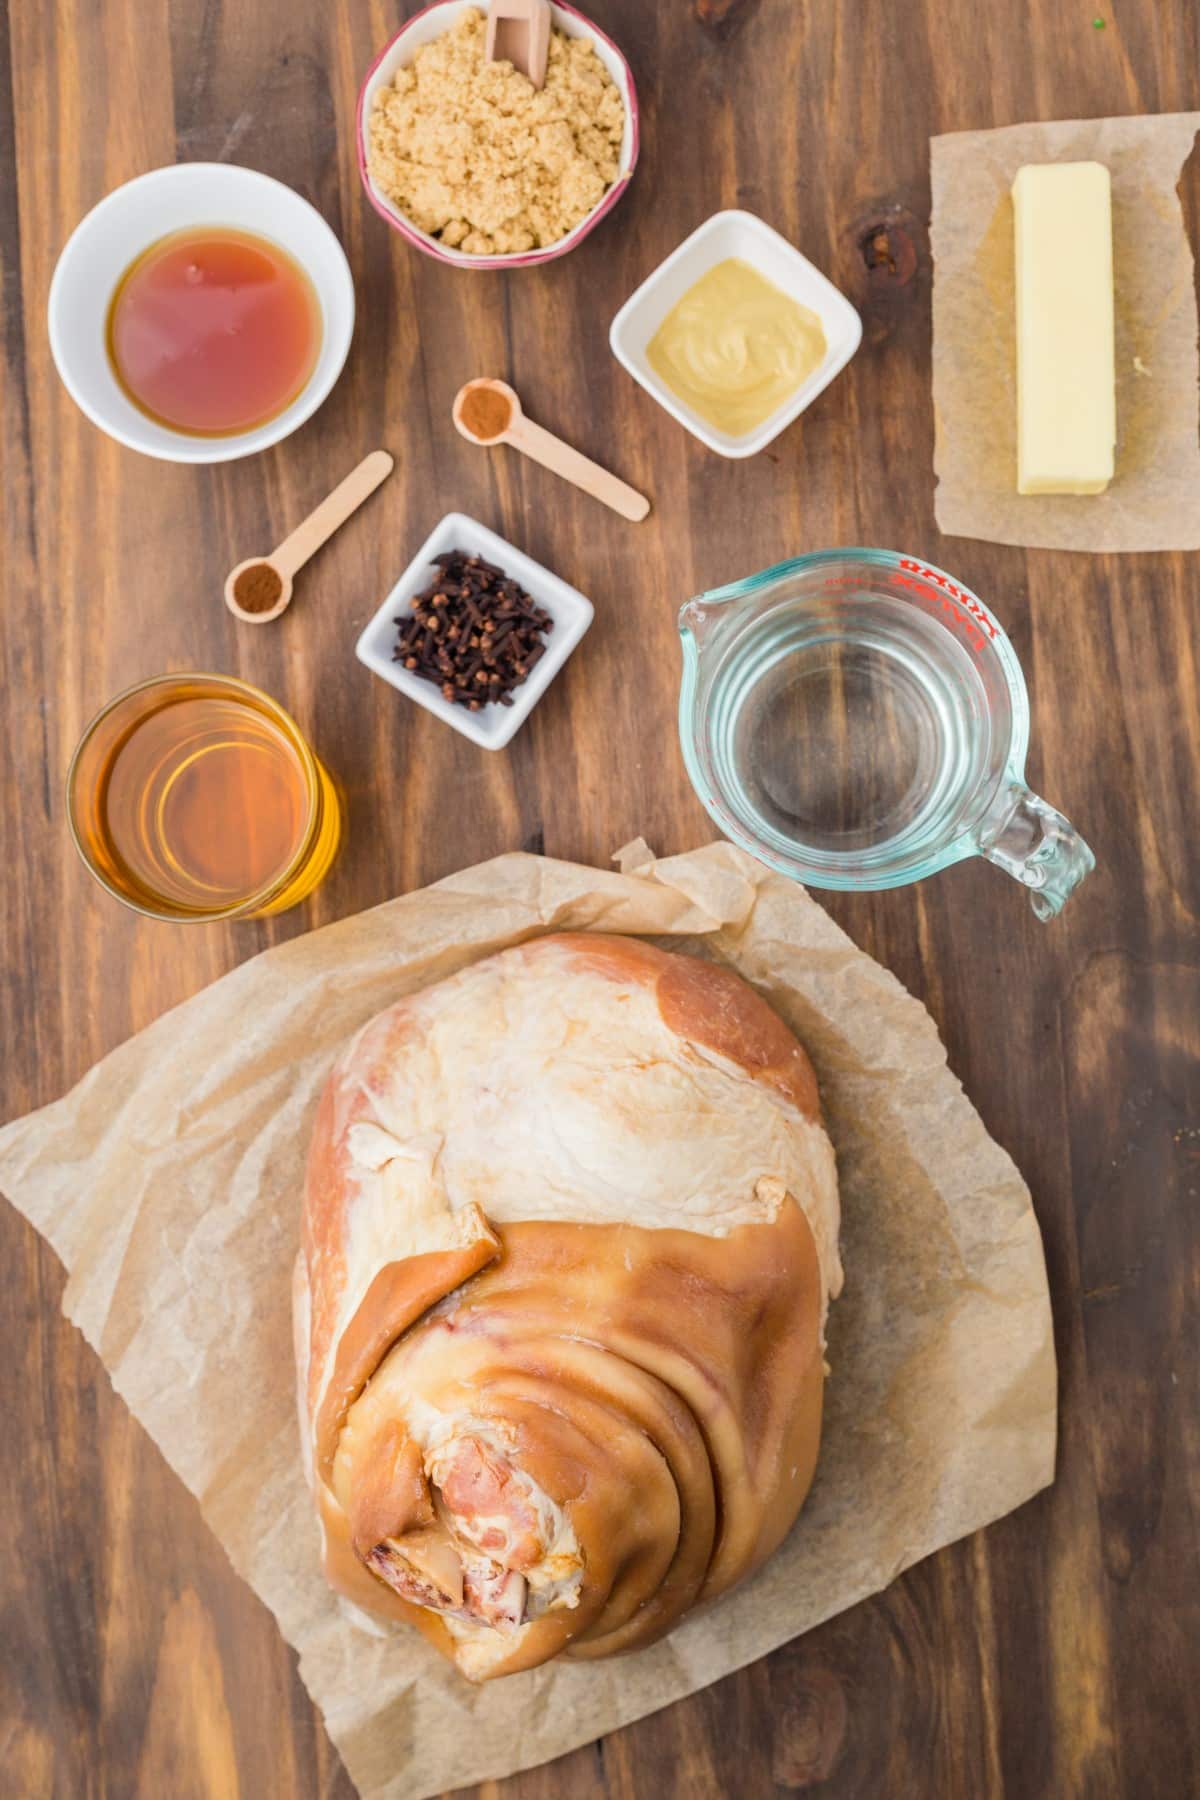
xmin=0 ymin=842 xmax=1056 ymax=1800
xmin=932 ymin=111 xmax=1200 ymax=550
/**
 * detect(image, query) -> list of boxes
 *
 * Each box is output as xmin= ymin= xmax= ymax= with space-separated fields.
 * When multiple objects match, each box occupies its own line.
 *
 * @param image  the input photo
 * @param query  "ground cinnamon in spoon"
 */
xmin=461 ymin=386 xmax=512 ymax=441
xmin=233 ymin=562 xmax=284 ymax=613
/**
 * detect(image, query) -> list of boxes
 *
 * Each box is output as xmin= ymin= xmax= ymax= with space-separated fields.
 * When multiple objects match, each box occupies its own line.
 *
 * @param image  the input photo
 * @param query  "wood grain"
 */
xmin=2 ymin=1 xmax=1198 ymax=1796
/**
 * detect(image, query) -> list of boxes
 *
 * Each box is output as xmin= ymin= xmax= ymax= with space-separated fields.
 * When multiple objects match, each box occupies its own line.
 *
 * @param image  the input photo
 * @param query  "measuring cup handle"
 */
xmin=978 ymin=784 xmax=1096 ymax=920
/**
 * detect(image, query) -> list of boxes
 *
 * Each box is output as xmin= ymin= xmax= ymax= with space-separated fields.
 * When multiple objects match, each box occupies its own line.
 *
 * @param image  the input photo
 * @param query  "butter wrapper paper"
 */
xmin=932 ymin=111 xmax=1200 ymax=551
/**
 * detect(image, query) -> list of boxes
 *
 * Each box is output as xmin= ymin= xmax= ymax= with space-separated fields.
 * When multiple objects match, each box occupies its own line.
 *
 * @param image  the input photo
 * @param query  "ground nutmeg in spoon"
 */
xmin=394 ymin=550 xmax=553 ymax=711
xmin=460 ymin=385 xmax=513 ymax=441
xmin=233 ymin=563 xmax=284 ymax=613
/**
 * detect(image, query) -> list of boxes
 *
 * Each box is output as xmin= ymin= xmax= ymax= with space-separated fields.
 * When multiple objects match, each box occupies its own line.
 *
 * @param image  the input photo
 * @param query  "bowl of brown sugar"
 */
xmin=357 ymin=2 xmax=639 ymax=269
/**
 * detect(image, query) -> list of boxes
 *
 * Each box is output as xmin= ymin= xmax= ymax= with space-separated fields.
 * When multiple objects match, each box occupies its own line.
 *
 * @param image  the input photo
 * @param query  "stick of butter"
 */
xmin=1012 ymin=161 xmax=1116 ymax=495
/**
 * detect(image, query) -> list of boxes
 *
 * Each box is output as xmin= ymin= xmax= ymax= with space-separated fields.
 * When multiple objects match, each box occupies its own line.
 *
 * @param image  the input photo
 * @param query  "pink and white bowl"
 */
xmin=356 ymin=1 xmax=639 ymax=271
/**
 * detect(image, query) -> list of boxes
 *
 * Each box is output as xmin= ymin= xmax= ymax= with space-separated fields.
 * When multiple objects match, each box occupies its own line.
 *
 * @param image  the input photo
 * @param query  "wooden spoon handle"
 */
xmin=507 ymin=417 xmax=650 ymax=523
xmin=273 ymin=450 xmax=395 ymax=578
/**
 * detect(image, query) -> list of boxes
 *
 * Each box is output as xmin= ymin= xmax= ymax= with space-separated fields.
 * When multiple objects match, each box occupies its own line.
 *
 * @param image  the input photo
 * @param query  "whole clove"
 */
xmin=393 ymin=550 xmax=554 ymax=712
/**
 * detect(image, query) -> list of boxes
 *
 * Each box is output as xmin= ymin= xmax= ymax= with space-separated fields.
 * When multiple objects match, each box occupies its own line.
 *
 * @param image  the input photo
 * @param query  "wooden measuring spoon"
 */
xmin=453 ymin=379 xmax=650 ymax=523
xmin=224 ymin=450 xmax=395 ymax=624
xmin=486 ymin=0 xmax=551 ymax=87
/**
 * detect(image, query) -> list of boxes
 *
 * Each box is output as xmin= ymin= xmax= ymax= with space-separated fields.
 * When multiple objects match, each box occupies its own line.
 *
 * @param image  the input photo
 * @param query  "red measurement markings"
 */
xmin=896 ymin=559 xmax=998 ymax=655
xmin=818 ymin=564 xmax=998 ymax=655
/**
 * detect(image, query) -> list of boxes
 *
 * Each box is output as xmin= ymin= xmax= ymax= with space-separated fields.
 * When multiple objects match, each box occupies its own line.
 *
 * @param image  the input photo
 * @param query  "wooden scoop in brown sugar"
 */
xmin=486 ymin=0 xmax=551 ymax=87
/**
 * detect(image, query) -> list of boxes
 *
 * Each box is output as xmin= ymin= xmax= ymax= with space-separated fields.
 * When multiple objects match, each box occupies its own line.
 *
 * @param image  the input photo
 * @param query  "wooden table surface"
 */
xmin=3 ymin=0 xmax=1197 ymax=1795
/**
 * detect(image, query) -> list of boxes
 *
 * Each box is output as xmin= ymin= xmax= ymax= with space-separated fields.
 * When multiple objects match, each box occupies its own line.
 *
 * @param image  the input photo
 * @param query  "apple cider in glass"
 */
xmin=67 ymin=674 xmax=341 ymax=921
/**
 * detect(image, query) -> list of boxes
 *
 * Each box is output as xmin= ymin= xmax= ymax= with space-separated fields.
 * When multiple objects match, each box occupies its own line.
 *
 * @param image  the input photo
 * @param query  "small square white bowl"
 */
xmin=356 ymin=513 xmax=594 ymax=751
xmin=609 ymin=209 xmax=863 ymax=459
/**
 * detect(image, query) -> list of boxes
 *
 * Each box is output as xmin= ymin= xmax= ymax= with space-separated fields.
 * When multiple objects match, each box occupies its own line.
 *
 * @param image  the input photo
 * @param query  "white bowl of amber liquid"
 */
xmin=48 ymin=163 xmax=355 ymax=463
xmin=67 ymin=674 xmax=342 ymax=922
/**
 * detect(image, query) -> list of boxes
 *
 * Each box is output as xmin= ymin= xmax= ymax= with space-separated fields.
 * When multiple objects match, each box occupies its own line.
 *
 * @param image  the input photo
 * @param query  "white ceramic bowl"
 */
xmin=47 ymin=163 xmax=356 ymax=464
xmin=356 ymin=512 xmax=593 ymax=750
xmin=357 ymin=1 xmax=639 ymax=271
xmin=609 ymin=209 xmax=863 ymax=459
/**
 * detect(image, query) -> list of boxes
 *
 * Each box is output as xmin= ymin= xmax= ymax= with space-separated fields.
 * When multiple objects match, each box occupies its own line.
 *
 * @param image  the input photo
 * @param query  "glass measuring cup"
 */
xmin=678 ymin=549 xmax=1094 ymax=919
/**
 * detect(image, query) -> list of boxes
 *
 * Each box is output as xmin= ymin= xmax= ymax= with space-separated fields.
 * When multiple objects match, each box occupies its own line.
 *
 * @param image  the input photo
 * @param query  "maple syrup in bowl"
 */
xmin=48 ymin=163 xmax=355 ymax=462
xmin=67 ymin=674 xmax=342 ymax=921
xmin=107 ymin=228 xmax=321 ymax=436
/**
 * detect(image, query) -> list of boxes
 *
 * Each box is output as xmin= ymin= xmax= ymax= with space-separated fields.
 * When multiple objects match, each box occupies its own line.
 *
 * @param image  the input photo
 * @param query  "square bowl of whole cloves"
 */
xmin=356 ymin=512 xmax=594 ymax=750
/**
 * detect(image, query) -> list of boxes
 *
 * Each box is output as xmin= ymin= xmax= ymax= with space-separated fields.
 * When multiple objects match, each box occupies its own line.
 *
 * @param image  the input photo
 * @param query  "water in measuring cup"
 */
xmin=718 ymin=592 xmax=997 ymax=861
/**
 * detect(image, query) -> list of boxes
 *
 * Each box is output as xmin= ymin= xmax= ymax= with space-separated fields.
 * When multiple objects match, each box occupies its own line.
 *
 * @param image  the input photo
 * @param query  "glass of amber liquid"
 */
xmin=67 ymin=673 xmax=341 ymax=921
